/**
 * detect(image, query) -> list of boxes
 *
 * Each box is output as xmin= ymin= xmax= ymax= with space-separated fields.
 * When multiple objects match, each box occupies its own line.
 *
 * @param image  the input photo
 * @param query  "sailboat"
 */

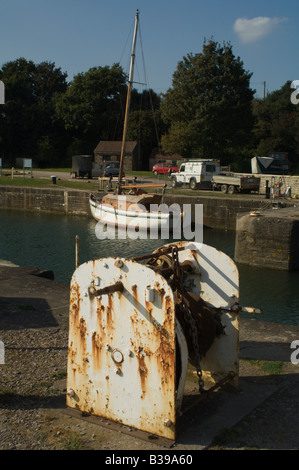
xmin=89 ymin=10 xmax=177 ymax=232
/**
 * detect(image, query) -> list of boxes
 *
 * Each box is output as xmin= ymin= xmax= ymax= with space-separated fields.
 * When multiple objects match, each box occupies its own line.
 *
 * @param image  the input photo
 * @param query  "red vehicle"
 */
xmin=152 ymin=163 xmax=178 ymax=175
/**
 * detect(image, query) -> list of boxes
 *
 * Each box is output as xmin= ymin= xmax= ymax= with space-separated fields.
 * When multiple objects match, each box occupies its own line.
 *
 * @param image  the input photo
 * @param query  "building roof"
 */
xmin=150 ymin=149 xmax=183 ymax=161
xmin=94 ymin=141 xmax=137 ymax=154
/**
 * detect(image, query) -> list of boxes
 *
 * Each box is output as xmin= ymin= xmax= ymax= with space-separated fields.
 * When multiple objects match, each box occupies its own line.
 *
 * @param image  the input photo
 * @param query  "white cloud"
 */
xmin=233 ymin=16 xmax=288 ymax=44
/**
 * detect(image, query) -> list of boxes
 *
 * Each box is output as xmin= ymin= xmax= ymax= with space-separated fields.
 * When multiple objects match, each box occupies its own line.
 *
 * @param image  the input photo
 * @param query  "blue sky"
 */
xmin=0 ymin=0 xmax=298 ymax=98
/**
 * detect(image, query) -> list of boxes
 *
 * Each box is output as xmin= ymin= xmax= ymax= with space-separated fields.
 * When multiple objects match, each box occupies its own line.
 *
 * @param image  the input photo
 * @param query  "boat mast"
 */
xmin=118 ymin=9 xmax=139 ymax=192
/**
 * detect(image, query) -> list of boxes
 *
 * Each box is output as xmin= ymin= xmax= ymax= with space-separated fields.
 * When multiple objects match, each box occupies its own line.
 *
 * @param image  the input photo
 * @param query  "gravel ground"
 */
xmin=1 ymin=266 xmax=299 ymax=451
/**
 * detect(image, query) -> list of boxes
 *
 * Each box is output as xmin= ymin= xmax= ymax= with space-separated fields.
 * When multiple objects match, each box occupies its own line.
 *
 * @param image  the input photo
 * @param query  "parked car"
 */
xmin=171 ymin=159 xmax=260 ymax=193
xmin=103 ymin=161 xmax=124 ymax=178
xmin=152 ymin=163 xmax=178 ymax=175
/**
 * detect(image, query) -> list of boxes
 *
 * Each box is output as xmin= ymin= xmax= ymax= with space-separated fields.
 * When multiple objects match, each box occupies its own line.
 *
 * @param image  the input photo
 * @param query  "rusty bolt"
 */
xmin=164 ymin=419 xmax=173 ymax=427
xmin=114 ymin=259 xmax=123 ymax=268
xmin=88 ymin=285 xmax=97 ymax=296
xmin=67 ymin=389 xmax=75 ymax=398
xmin=105 ymin=344 xmax=111 ymax=351
xmin=115 ymin=367 xmax=122 ymax=375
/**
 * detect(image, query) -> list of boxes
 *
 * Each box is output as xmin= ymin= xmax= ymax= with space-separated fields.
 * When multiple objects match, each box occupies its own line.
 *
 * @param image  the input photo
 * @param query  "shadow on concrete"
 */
xmin=240 ymin=340 xmax=292 ymax=362
xmin=0 ymin=392 xmax=66 ymax=411
xmin=176 ymin=372 xmax=297 ymax=448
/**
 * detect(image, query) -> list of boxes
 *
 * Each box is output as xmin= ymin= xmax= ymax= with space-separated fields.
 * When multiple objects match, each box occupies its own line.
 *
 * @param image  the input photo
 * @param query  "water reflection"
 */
xmin=1 ymin=209 xmax=299 ymax=325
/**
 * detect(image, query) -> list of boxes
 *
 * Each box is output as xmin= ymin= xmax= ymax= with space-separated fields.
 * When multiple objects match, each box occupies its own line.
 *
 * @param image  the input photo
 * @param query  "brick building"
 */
xmin=93 ymin=141 xmax=138 ymax=172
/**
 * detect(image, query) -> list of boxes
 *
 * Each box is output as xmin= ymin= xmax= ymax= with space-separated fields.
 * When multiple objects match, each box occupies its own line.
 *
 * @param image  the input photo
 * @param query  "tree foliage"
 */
xmin=253 ymin=81 xmax=299 ymax=171
xmin=160 ymin=39 xmax=255 ymax=164
xmin=55 ymin=64 xmax=127 ymax=146
xmin=127 ymin=89 xmax=166 ymax=166
xmin=1 ymin=51 xmax=299 ymax=172
xmin=0 ymin=58 xmax=68 ymax=165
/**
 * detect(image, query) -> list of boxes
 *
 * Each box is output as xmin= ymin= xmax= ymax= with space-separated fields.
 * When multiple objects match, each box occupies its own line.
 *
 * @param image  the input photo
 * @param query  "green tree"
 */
xmin=55 ymin=64 xmax=127 ymax=155
xmin=160 ymin=39 xmax=255 ymax=166
xmin=127 ymin=89 xmax=165 ymax=169
xmin=130 ymin=88 xmax=162 ymax=112
xmin=253 ymin=81 xmax=299 ymax=171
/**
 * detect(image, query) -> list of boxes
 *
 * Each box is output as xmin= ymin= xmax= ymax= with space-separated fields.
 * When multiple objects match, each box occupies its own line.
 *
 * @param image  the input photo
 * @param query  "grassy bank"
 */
xmin=0 ymin=176 xmax=100 ymax=191
xmin=0 ymin=169 xmax=265 ymax=199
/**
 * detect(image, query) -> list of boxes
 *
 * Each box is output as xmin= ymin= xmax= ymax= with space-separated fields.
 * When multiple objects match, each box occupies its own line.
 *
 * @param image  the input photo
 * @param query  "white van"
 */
xmin=171 ymin=159 xmax=220 ymax=190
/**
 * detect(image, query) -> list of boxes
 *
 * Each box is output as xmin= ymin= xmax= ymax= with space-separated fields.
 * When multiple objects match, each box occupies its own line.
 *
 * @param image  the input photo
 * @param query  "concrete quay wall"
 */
xmin=0 ymin=186 xmax=90 ymax=216
xmin=235 ymin=207 xmax=299 ymax=270
xmin=163 ymin=194 xmax=273 ymax=230
xmin=0 ymin=185 xmax=276 ymax=230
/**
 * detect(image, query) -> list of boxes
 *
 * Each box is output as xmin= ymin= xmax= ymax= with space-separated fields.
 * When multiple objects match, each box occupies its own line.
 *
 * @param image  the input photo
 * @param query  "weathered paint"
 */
xmin=152 ymin=241 xmax=240 ymax=388
xmin=67 ymin=241 xmax=244 ymax=440
xmin=67 ymin=257 xmax=177 ymax=440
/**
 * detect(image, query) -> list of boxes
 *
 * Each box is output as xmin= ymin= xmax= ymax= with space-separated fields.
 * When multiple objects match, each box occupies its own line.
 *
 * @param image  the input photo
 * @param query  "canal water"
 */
xmin=1 ymin=208 xmax=299 ymax=326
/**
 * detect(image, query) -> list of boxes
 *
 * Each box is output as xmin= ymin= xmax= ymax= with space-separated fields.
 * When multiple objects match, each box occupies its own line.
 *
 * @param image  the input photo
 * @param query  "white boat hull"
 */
xmin=89 ymin=196 xmax=173 ymax=231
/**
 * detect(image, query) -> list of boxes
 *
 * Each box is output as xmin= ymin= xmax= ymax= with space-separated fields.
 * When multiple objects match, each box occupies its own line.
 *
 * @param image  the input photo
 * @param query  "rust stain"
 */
xmin=155 ymin=281 xmax=165 ymax=298
xmin=157 ymin=341 xmax=175 ymax=389
xmin=68 ymin=263 xmax=177 ymax=437
xmin=96 ymin=298 xmax=104 ymax=314
xmin=162 ymin=300 xmax=174 ymax=337
xmin=130 ymin=310 xmax=142 ymax=343
xmin=159 ymin=287 xmax=165 ymax=297
xmin=107 ymin=294 xmax=113 ymax=310
xmin=130 ymin=310 xmax=139 ymax=324
xmin=131 ymin=284 xmax=139 ymax=308
xmin=164 ymin=295 xmax=173 ymax=314
xmin=145 ymin=300 xmax=153 ymax=318
xmin=136 ymin=347 xmax=148 ymax=397
xmin=150 ymin=317 xmax=171 ymax=340
xmin=106 ymin=305 xmax=113 ymax=330
xmin=70 ymin=281 xmax=81 ymax=322
xmin=91 ymin=331 xmax=102 ymax=370
xmin=191 ymin=250 xmax=199 ymax=263
xmin=105 ymin=293 xmax=116 ymax=332
xmin=79 ymin=317 xmax=87 ymax=338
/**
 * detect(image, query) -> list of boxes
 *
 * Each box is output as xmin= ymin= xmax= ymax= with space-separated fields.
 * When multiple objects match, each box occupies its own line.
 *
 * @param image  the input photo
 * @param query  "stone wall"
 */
xmin=238 ymin=173 xmax=299 ymax=197
xmin=0 ymin=185 xmax=292 ymax=231
xmin=0 ymin=186 xmax=91 ymax=216
xmin=163 ymin=194 xmax=274 ymax=230
xmin=235 ymin=208 xmax=299 ymax=270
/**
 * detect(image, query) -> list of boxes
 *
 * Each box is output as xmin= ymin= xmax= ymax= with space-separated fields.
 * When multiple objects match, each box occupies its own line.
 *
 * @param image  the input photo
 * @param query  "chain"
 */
xmin=181 ymin=301 xmax=204 ymax=392
xmin=170 ymin=245 xmax=204 ymax=393
xmin=148 ymin=245 xmax=205 ymax=393
xmin=171 ymin=245 xmax=181 ymax=281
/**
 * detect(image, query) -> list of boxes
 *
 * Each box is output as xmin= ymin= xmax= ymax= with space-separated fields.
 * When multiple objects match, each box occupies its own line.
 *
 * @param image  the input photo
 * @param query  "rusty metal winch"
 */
xmin=66 ymin=241 xmax=259 ymax=441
